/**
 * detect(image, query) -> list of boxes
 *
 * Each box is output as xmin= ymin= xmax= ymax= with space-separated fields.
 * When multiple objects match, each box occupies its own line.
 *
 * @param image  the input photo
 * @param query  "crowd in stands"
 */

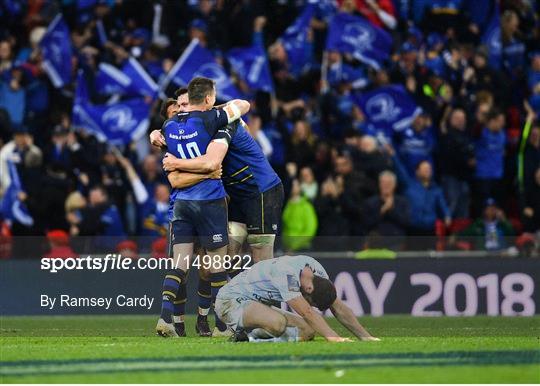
xmin=0 ymin=0 xmax=539 ymax=257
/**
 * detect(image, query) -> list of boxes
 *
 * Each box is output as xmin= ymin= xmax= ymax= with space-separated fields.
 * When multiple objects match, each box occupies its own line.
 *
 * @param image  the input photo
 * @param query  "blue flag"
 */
xmin=95 ymin=58 xmax=158 ymax=98
xmin=39 ymin=14 xmax=73 ymax=88
xmin=326 ymin=12 xmax=392 ymax=70
xmin=355 ymin=85 xmax=421 ymax=142
xmin=95 ymin=62 xmax=132 ymax=96
xmin=280 ymin=4 xmax=315 ymax=76
xmin=1 ymin=161 xmax=34 ymax=227
xmin=160 ymin=39 xmax=242 ymax=101
xmin=73 ymin=72 xmax=150 ymax=145
xmin=122 ymin=57 xmax=159 ymax=98
xmin=227 ymin=44 xmax=274 ymax=93
xmin=482 ymin=5 xmax=501 ymax=70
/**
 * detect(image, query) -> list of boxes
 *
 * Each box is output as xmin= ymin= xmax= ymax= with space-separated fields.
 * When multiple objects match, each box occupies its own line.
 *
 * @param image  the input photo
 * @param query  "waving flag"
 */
xmin=95 ymin=58 xmax=158 ymax=98
xmin=39 ymin=14 xmax=73 ymax=88
xmin=95 ymin=62 xmax=132 ymax=96
xmin=73 ymin=71 xmax=150 ymax=145
xmin=1 ymin=161 xmax=34 ymax=227
xmin=227 ymin=44 xmax=274 ymax=93
xmin=122 ymin=57 xmax=159 ymax=98
xmin=279 ymin=4 xmax=315 ymax=76
xmin=160 ymin=39 xmax=242 ymax=101
xmin=482 ymin=5 xmax=501 ymax=70
xmin=326 ymin=12 xmax=392 ymax=69
xmin=355 ymin=85 xmax=421 ymax=141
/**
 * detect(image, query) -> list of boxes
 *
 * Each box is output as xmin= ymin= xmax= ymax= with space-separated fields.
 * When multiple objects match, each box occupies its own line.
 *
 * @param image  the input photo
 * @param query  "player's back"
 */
xmin=220 ymin=255 xmax=328 ymax=305
xmin=163 ymin=111 xmax=225 ymax=201
xmin=222 ymin=122 xmax=281 ymax=200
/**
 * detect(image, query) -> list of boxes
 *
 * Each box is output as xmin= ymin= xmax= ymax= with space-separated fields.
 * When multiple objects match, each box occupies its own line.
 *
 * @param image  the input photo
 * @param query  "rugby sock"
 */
xmin=160 ymin=269 xmax=186 ymax=324
xmin=210 ymin=271 xmax=228 ymax=331
xmin=198 ymin=277 xmax=212 ymax=316
xmin=248 ymin=328 xmax=273 ymax=339
xmin=173 ymin=284 xmax=187 ymax=328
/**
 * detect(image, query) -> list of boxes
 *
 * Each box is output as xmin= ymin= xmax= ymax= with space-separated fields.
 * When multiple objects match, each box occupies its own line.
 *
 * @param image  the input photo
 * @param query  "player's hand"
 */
xmin=208 ymin=167 xmax=222 ymax=179
xmin=150 ymin=130 xmax=166 ymax=148
xmin=361 ymin=336 xmax=380 ymax=342
xmin=162 ymin=153 xmax=179 ymax=172
xmin=327 ymin=336 xmax=353 ymax=343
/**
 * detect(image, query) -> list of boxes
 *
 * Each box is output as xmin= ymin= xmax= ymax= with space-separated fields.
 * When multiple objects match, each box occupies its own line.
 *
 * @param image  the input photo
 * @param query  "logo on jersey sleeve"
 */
xmin=287 ymin=274 xmax=300 ymax=292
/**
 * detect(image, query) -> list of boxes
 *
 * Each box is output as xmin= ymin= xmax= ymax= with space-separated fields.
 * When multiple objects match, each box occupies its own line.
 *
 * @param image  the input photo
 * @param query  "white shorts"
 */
xmin=214 ymin=295 xmax=252 ymax=331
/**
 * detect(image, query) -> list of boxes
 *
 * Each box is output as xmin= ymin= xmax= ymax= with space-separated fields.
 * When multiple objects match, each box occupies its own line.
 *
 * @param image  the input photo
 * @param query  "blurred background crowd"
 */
xmin=0 ymin=0 xmax=539 ymax=257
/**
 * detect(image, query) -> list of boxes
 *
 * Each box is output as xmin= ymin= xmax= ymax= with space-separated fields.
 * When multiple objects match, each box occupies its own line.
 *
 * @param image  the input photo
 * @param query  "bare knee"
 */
xmin=264 ymin=314 xmax=287 ymax=337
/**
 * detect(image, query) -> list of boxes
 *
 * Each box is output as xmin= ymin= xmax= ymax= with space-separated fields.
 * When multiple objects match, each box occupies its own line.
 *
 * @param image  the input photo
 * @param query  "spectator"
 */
xmin=395 ymin=112 xmax=436 ymax=177
xmin=474 ymin=109 xmax=507 ymax=209
xmin=287 ymin=120 xmax=317 ymax=168
xmin=334 ymin=153 xmax=377 ymax=235
xmin=141 ymin=183 xmax=169 ymax=238
xmin=299 ymin=166 xmax=318 ymax=201
xmin=314 ymin=177 xmax=350 ymax=250
xmin=282 ymin=179 xmax=318 ymax=251
xmin=43 ymin=230 xmax=78 ymax=259
xmin=363 ymin=171 xmax=410 ymax=248
xmin=116 ymin=239 xmax=139 ymax=259
xmin=522 ymin=167 xmax=540 ymax=233
xmin=439 ymin=108 xmax=475 ymax=218
xmin=393 ymin=150 xmax=451 ymax=238
xmin=0 ymin=127 xmax=42 ymax=193
xmin=74 ymin=185 xmax=125 ymax=237
xmin=459 ymin=198 xmax=515 ymax=251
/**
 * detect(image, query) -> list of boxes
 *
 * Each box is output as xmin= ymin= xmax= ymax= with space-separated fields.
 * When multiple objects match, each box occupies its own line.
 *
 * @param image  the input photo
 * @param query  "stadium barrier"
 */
xmin=1 ymin=254 xmax=538 ymax=316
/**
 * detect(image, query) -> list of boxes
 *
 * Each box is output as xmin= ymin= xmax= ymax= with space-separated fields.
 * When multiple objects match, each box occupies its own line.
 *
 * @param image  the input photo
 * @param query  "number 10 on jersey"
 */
xmin=177 ymin=142 xmax=202 ymax=159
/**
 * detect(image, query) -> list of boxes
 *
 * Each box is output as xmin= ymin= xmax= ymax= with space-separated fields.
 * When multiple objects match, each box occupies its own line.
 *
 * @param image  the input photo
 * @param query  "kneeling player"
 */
xmin=215 ymin=255 xmax=379 ymax=343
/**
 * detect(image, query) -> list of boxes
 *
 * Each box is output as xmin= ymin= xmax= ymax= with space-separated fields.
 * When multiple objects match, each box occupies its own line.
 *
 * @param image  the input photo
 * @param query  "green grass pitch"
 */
xmin=1 ymin=315 xmax=539 ymax=383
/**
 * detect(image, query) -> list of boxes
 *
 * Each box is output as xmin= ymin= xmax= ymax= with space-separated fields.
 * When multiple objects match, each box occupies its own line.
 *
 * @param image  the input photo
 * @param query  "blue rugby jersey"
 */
xmin=221 ymin=121 xmax=281 ymax=201
xmin=163 ymin=109 xmax=233 ymax=201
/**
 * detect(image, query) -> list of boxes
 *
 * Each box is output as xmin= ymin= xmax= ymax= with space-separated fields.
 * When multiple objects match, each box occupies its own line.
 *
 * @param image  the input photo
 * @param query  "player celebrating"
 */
xmin=156 ymin=96 xmax=219 ymax=337
xmin=151 ymin=91 xmax=283 ymax=265
xmin=215 ymin=255 xmax=379 ymax=343
xmin=156 ymin=77 xmax=250 ymax=338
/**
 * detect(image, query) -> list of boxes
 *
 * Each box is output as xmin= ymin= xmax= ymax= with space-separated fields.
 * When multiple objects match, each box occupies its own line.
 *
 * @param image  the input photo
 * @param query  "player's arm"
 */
xmin=287 ymin=296 xmax=351 ymax=342
xmin=329 ymin=299 xmax=380 ymax=341
xmin=222 ymin=99 xmax=250 ymax=123
xmin=162 ymin=119 xmax=241 ymax=173
xmin=167 ymin=169 xmax=221 ymax=189
xmin=162 ymin=140 xmax=228 ymax=173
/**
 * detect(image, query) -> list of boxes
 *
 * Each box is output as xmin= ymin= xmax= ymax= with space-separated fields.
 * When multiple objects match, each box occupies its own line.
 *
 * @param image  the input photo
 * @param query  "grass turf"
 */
xmin=1 ymin=315 xmax=539 ymax=383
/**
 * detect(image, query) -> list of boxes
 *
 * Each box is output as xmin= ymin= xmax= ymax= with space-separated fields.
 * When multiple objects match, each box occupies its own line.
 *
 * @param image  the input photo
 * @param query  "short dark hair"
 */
xmin=159 ymin=98 xmax=177 ymax=120
xmin=187 ymin=77 xmax=215 ymax=104
xmin=174 ymin=87 xmax=188 ymax=98
xmin=486 ymin=108 xmax=503 ymax=122
xmin=311 ymin=276 xmax=337 ymax=311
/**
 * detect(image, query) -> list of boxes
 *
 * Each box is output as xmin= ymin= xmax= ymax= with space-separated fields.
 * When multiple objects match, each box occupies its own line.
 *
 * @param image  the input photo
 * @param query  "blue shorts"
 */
xmin=168 ymin=198 xmax=229 ymax=252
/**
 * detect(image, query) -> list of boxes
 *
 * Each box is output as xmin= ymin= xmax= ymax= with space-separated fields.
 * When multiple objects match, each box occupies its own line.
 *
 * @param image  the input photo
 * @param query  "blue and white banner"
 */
xmin=122 ymin=57 xmax=159 ymax=98
xmin=326 ymin=12 xmax=392 ymax=69
xmin=481 ymin=5 xmax=501 ymax=70
xmin=160 ymin=39 xmax=242 ymax=101
xmin=280 ymin=4 xmax=315 ymax=76
xmin=95 ymin=62 xmax=132 ymax=96
xmin=355 ymin=85 xmax=421 ymax=137
xmin=73 ymin=72 xmax=150 ymax=145
xmin=39 ymin=14 xmax=73 ymax=88
xmin=1 ymin=161 xmax=34 ymax=227
xmin=95 ymin=58 xmax=158 ymax=98
xmin=227 ymin=44 xmax=274 ymax=93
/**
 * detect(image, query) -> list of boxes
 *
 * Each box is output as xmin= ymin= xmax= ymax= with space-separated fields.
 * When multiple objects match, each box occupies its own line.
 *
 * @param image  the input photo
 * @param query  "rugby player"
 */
xmin=151 ymin=91 xmax=283 ymax=265
xmin=215 ymin=255 xmax=379 ymax=343
xmin=156 ymin=96 xmax=218 ymax=337
xmin=156 ymin=77 xmax=250 ymax=338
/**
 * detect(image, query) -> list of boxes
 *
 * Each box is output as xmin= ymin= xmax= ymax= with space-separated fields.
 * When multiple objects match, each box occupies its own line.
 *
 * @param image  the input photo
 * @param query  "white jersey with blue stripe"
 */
xmin=219 ymin=255 xmax=329 ymax=307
